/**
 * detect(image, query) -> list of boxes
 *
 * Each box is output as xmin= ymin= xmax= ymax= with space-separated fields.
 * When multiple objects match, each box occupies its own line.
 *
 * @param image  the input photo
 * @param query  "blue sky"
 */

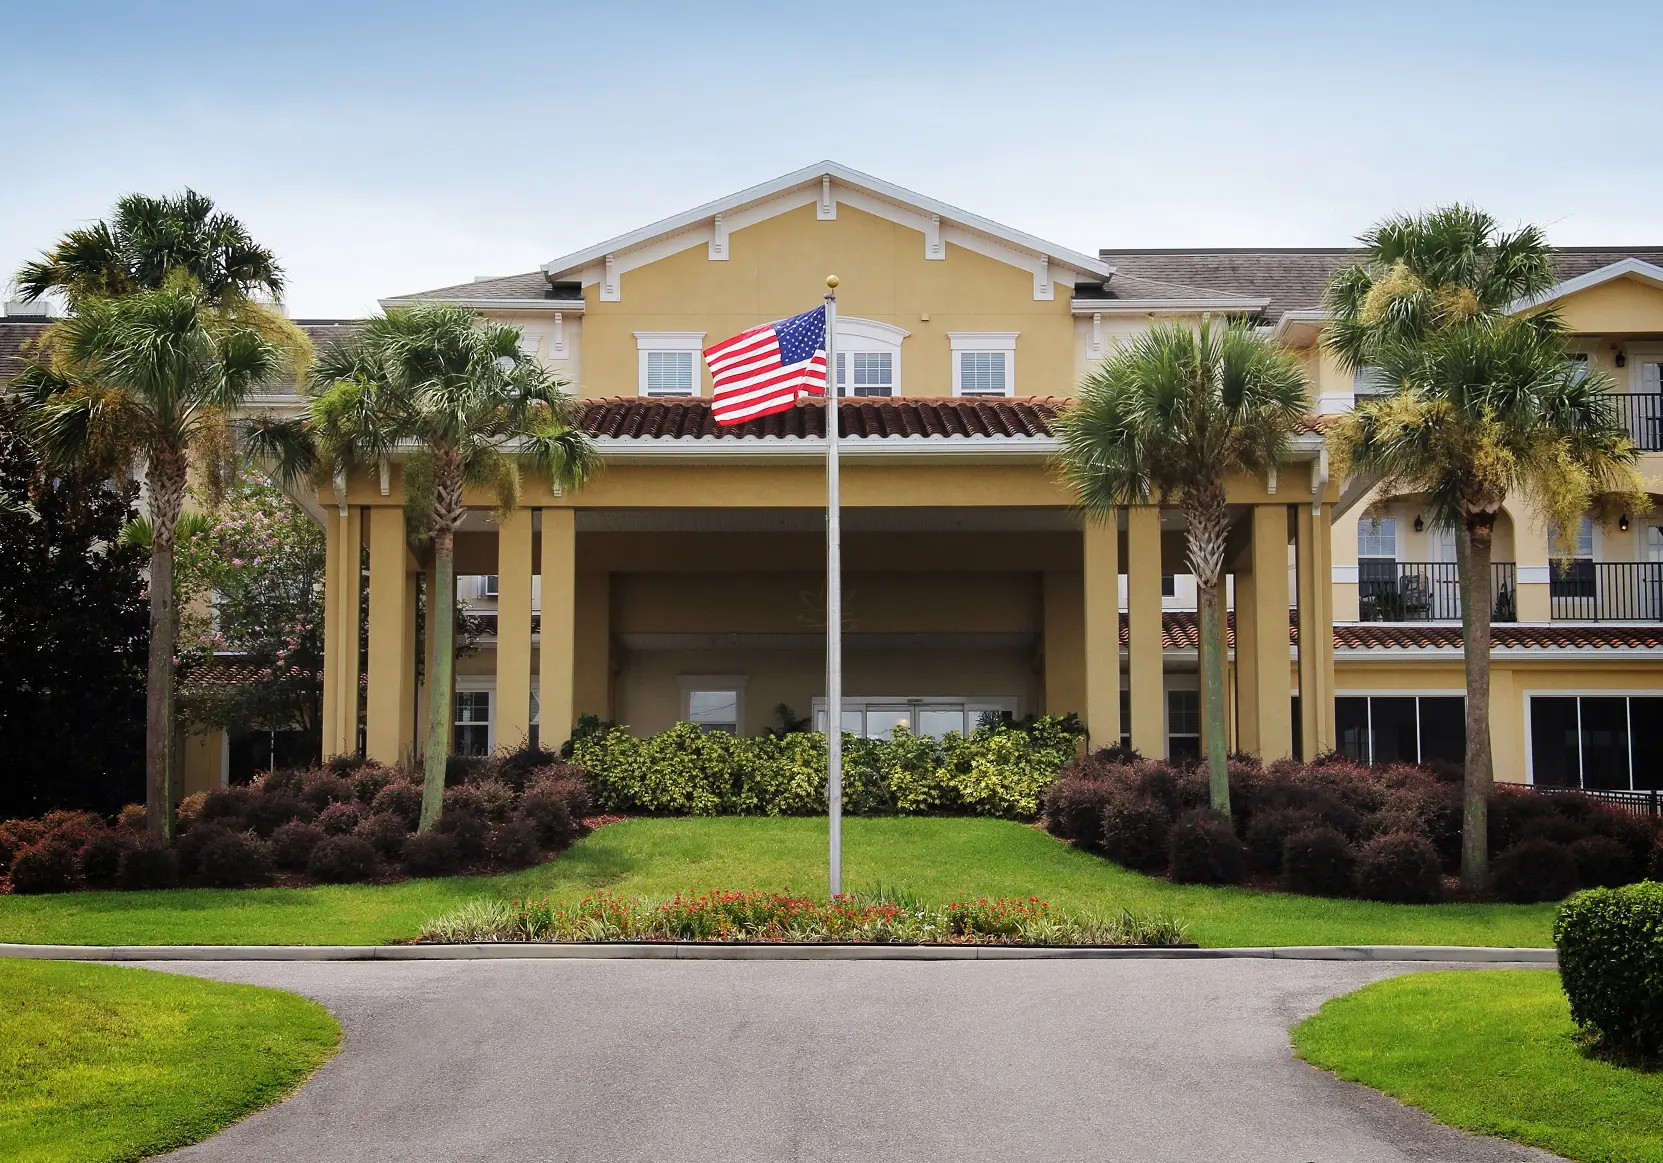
xmin=4 ymin=0 xmax=1660 ymax=317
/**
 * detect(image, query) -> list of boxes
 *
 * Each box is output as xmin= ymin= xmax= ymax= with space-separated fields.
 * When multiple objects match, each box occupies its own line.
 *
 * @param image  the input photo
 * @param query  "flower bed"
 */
xmin=1042 ymin=749 xmax=1663 ymax=904
xmin=0 ymin=750 xmax=593 ymax=894
xmin=417 ymin=889 xmax=1189 ymax=946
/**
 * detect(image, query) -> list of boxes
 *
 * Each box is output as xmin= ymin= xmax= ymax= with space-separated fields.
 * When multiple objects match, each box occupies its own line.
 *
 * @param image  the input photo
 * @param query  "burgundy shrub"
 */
xmin=316 ymin=802 xmax=365 ymax=837
xmin=1354 ymin=832 xmax=1443 ymax=903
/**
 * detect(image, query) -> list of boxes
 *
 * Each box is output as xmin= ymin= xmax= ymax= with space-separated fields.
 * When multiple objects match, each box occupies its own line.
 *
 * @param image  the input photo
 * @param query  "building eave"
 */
xmin=1509 ymin=257 xmax=1663 ymax=314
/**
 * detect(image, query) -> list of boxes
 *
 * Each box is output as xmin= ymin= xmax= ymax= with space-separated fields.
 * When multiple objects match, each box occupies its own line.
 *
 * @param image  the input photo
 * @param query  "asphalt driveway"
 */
xmin=143 ymin=957 xmax=1562 ymax=1163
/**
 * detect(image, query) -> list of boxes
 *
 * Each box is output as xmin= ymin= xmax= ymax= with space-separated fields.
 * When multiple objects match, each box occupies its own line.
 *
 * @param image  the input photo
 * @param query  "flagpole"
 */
xmin=823 ymin=274 xmax=842 ymax=898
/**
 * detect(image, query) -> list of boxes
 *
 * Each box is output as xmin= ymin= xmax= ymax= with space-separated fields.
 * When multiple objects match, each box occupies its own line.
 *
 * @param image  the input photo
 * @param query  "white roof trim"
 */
xmin=1270 ymin=308 xmax=1328 ymax=342
xmin=541 ymin=160 xmax=1115 ymax=283
xmin=1336 ymin=645 xmax=1662 ymax=661
xmin=377 ymin=297 xmax=585 ymax=313
xmin=1070 ymin=298 xmax=1270 ymax=316
xmin=1510 ymin=258 xmax=1663 ymax=314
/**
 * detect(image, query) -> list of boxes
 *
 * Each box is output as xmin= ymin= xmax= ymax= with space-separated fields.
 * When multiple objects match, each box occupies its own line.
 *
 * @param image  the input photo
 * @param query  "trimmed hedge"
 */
xmin=1554 ymin=882 xmax=1663 ymax=1058
xmin=572 ymin=716 xmax=1082 ymax=820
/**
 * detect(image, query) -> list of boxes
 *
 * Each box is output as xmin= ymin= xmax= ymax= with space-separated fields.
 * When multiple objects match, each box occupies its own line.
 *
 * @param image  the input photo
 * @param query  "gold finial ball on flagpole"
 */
xmin=826 ymin=275 xmax=839 ymax=289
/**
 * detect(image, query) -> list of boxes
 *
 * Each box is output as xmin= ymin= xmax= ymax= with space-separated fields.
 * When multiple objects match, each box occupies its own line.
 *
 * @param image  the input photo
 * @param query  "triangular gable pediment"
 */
xmin=1511 ymin=257 xmax=1663 ymax=313
xmin=542 ymin=161 xmax=1114 ymax=303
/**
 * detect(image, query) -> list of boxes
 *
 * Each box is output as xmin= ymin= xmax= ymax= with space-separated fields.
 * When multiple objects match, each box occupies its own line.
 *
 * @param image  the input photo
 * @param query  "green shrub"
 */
xmin=1100 ymin=796 xmax=1170 ymax=871
xmin=8 ymin=840 xmax=78 ymax=894
xmin=1168 ymin=811 xmax=1245 ymax=885
xmin=1282 ymin=827 xmax=1356 ymax=897
xmin=570 ymin=717 xmax=1081 ymax=820
xmin=1554 ymin=881 xmax=1663 ymax=1058
xmin=1353 ymin=832 xmax=1442 ymax=903
xmin=1492 ymin=839 xmax=1579 ymax=904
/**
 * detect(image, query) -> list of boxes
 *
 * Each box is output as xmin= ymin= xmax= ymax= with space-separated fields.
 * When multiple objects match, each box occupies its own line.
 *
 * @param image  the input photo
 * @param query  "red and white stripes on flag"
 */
xmin=704 ymin=304 xmax=827 ymax=425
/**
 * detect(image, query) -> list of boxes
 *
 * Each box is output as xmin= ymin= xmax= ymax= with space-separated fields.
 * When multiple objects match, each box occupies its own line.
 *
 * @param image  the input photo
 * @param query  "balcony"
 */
xmin=1550 ymin=562 xmax=1663 ymax=621
xmin=1611 ymin=394 xmax=1663 ymax=452
xmin=1359 ymin=561 xmax=1518 ymax=623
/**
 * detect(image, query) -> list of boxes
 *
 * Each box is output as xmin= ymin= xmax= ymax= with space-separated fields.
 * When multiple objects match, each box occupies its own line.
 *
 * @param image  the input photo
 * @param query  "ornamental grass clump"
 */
xmin=417 ymin=889 xmax=1188 ymax=947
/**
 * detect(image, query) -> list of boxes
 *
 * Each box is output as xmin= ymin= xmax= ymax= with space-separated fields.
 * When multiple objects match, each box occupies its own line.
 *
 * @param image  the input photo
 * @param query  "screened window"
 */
xmin=836 ymin=351 xmax=894 ymax=397
xmin=1358 ymin=517 xmax=1398 ymax=560
xmin=1530 ymin=695 xmax=1663 ymax=790
xmin=645 ymin=351 xmax=696 ymax=397
xmin=813 ymin=697 xmax=1016 ymax=739
xmin=686 ymin=689 xmax=739 ymax=734
xmin=1353 ymin=366 xmax=1393 ymax=396
xmin=1167 ymin=689 xmax=1200 ymax=759
xmin=454 ymin=690 xmax=492 ymax=757
xmin=1549 ymin=518 xmax=1596 ymax=602
xmin=1335 ymin=695 xmax=1465 ymax=765
xmin=957 ymin=351 xmax=1009 ymax=397
xmin=1120 ymin=688 xmax=1131 ymax=751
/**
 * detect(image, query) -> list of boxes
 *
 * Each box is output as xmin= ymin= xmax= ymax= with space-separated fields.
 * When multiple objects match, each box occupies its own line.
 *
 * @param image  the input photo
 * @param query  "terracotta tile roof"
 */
xmin=578 ymin=396 xmax=1066 ymax=440
xmin=1335 ymin=623 xmax=1663 ymax=650
xmin=578 ymin=396 xmax=1328 ymax=440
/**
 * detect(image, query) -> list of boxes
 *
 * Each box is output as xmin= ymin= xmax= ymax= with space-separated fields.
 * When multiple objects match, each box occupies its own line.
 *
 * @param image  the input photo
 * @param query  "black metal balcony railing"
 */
xmin=1550 ymin=561 xmax=1663 ymax=621
xmin=1358 ymin=561 xmax=1518 ymax=623
xmin=1611 ymin=393 xmax=1663 ymax=452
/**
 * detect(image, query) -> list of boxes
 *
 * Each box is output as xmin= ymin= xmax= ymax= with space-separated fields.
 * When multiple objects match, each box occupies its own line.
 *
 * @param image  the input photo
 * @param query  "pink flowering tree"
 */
xmin=174 ymin=466 xmax=325 ymax=748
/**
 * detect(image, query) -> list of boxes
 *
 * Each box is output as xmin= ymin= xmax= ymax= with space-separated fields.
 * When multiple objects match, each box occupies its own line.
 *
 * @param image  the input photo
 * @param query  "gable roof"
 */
xmin=388 ymin=162 xmax=1115 ymax=305
xmin=1100 ymin=247 xmax=1663 ymax=325
xmin=1510 ymin=256 xmax=1663 ymax=313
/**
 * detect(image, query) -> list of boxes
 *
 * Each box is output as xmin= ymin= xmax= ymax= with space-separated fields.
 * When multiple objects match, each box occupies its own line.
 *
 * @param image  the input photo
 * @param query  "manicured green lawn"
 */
xmin=1293 ymin=970 xmax=1663 ymax=1163
xmin=0 ymin=959 xmax=339 ymax=1163
xmin=0 ymin=816 xmax=1555 ymax=948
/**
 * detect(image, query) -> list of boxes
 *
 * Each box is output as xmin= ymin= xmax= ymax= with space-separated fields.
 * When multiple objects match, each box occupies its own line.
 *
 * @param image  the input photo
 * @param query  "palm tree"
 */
xmin=258 ymin=304 xmax=597 ymax=830
xmin=1331 ymin=314 xmax=1643 ymax=889
xmin=1324 ymin=205 xmax=1647 ymax=889
xmin=13 ymin=278 xmax=290 ymax=839
xmin=14 ymin=188 xmax=284 ymax=309
xmin=1055 ymin=318 xmax=1309 ymax=814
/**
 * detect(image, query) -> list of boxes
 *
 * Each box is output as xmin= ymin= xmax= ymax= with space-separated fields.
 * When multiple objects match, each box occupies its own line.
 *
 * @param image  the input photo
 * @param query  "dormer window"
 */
xmin=635 ymin=331 xmax=705 ymax=397
xmin=949 ymin=332 xmax=1018 ymax=398
xmin=832 ymin=318 xmax=909 ymax=398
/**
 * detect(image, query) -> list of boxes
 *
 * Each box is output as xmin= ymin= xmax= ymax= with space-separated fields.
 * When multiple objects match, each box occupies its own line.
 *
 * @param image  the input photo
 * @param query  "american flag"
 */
xmin=704 ymin=305 xmax=827 ymax=425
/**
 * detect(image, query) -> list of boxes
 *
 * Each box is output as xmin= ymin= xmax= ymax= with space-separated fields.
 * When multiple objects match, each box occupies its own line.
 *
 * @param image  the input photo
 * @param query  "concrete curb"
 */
xmin=0 ymin=942 xmax=1556 ymax=964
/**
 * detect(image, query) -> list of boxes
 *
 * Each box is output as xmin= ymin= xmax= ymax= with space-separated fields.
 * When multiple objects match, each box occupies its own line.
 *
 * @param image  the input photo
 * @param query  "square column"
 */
xmin=1081 ymin=520 xmax=1120 ymax=747
xmin=1252 ymin=504 xmax=1293 ymax=760
xmin=1234 ymin=565 xmax=1259 ymax=755
xmin=495 ymin=508 xmax=535 ymax=751
xmin=365 ymin=506 xmax=413 ymax=764
xmin=573 ymin=571 xmax=612 ymax=722
xmin=1127 ymin=506 xmax=1165 ymax=757
xmin=539 ymin=508 xmax=577 ymax=748
xmin=322 ymin=505 xmax=362 ymax=759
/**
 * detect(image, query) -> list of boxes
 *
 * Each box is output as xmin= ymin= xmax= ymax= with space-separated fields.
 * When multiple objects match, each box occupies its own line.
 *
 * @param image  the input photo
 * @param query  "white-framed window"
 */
xmin=1527 ymin=692 xmax=1663 ymax=791
xmin=1166 ymin=689 xmax=1200 ymax=759
xmin=634 ymin=331 xmax=705 ymax=397
xmin=1353 ymin=366 xmax=1393 ymax=396
xmin=811 ymin=696 xmax=1017 ymax=739
xmin=949 ymin=332 xmax=1018 ymax=398
xmin=833 ymin=318 xmax=908 ymax=398
xmin=454 ymin=687 xmax=493 ymax=757
xmin=1358 ymin=515 xmax=1398 ymax=560
xmin=679 ymin=675 xmax=746 ymax=735
xmin=481 ymin=574 xmax=499 ymax=599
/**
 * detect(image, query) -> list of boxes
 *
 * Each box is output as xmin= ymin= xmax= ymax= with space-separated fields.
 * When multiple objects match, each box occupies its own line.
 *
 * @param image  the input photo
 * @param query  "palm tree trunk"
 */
xmin=419 ymin=455 xmax=466 ymax=832
xmin=145 ymin=450 xmax=188 ymax=841
xmin=1456 ymin=512 xmax=1497 ymax=891
xmin=1183 ymin=479 xmax=1231 ymax=815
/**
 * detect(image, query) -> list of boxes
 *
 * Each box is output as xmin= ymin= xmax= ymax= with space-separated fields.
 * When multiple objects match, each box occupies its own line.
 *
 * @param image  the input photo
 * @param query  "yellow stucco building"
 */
xmin=56 ymin=161 xmax=1656 ymax=795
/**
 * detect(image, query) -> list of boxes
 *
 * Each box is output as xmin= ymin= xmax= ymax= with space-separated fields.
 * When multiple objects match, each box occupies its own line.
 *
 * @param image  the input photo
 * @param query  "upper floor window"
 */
xmin=837 ymin=351 xmax=894 ymax=397
xmin=1353 ymin=366 xmax=1393 ymax=397
xmin=634 ymin=331 xmax=704 ymax=397
xmin=833 ymin=318 xmax=909 ymax=398
xmin=1358 ymin=516 xmax=1397 ymax=560
xmin=950 ymin=332 xmax=1018 ymax=398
